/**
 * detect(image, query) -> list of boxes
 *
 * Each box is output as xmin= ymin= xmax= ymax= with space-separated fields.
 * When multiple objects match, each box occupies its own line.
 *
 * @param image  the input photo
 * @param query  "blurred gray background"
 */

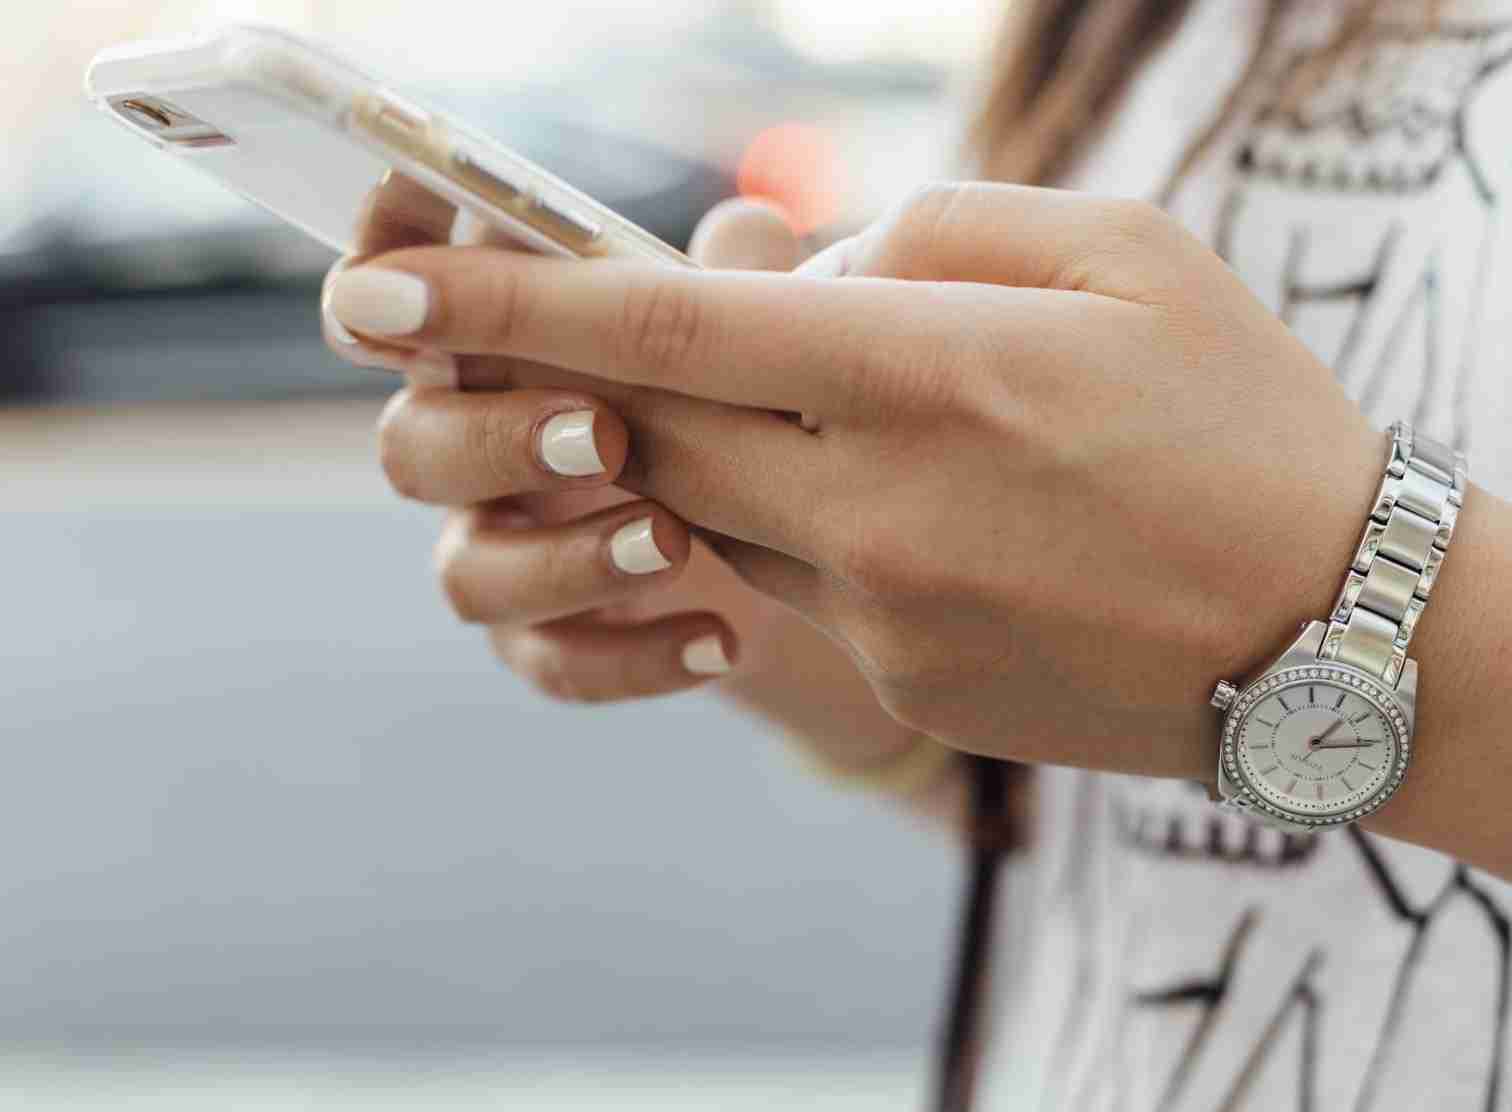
xmin=2 ymin=0 xmax=997 ymax=1105
xmin=1 ymin=436 xmax=960 ymax=1105
xmin=4 ymin=499 xmax=960 ymax=1052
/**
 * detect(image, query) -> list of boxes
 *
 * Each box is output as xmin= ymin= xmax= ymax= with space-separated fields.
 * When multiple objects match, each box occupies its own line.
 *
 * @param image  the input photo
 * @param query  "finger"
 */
xmin=455 ymin=353 xmax=597 ymax=394
xmin=694 ymin=530 xmax=829 ymax=621
xmin=493 ymin=612 xmax=736 ymax=702
xmin=384 ymin=374 xmax=826 ymax=559
xmin=355 ymin=170 xmax=459 ymax=255
xmin=377 ymin=388 xmax=628 ymax=503
xmin=323 ymin=256 xmax=459 ymax=388
xmin=862 ymin=182 xmax=1186 ymax=298
xmin=437 ymin=197 xmax=804 ymax=391
xmin=323 ymin=246 xmax=981 ymax=415
xmin=324 ymin=174 xmax=464 ymax=386
xmin=794 ymin=233 xmax=863 ymax=279
xmin=450 ymin=354 xmax=832 ymax=567
xmin=689 ymin=197 xmax=806 ymax=272
xmin=609 ymin=387 xmax=828 ymax=562
xmin=436 ymin=500 xmax=688 ymax=626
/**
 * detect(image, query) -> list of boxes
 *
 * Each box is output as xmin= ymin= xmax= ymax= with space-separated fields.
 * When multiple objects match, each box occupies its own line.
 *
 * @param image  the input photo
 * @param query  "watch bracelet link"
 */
xmin=1319 ymin=421 xmax=1467 ymax=685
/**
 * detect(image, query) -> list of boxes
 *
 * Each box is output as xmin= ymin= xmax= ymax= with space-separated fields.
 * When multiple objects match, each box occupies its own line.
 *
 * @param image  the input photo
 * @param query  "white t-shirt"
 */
xmin=983 ymin=3 xmax=1512 ymax=1108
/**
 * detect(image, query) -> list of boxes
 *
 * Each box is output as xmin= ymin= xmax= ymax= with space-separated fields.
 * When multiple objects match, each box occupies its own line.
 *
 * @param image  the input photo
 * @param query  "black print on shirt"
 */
xmin=1121 ymin=830 xmax=1511 ymax=1112
xmin=1214 ymin=18 xmax=1512 ymax=453
xmin=1104 ymin=21 xmax=1512 ymax=1109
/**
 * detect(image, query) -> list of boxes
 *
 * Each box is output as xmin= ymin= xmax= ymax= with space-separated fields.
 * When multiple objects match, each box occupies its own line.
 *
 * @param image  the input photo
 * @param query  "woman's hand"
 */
xmin=325 ymin=182 xmax=1384 ymax=784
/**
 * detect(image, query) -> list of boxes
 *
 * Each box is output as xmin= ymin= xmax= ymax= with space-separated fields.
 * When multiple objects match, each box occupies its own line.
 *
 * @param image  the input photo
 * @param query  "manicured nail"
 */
xmin=323 ymin=258 xmax=361 ymax=344
xmin=325 ymin=306 xmax=360 ymax=345
xmin=610 ymin=516 xmax=671 ymax=575
xmin=326 ymin=268 xmax=430 ymax=336
xmin=540 ymin=410 xmax=604 ymax=476
xmin=682 ymin=634 xmax=731 ymax=676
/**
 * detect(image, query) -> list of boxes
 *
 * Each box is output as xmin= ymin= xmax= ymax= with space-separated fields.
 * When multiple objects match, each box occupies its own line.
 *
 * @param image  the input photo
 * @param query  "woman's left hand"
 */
xmin=328 ymin=182 xmax=1386 ymax=782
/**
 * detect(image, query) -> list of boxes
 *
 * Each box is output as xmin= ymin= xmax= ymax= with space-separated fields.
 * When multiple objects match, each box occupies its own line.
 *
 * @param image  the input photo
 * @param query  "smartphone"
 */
xmin=85 ymin=22 xmax=694 ymax=267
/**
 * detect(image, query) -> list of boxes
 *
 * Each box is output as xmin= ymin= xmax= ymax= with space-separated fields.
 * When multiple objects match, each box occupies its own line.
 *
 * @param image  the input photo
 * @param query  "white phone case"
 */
xmin=85 ymin=23 xmax=693 ymax=266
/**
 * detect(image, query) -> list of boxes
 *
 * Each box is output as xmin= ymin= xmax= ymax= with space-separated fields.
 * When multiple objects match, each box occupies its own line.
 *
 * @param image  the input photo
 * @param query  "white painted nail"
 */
xmin=326 ymin=268 xmax=430 ymax=336
xmin=326 ymin=307 xmax=360 ymax=345
xmin=323 ymin=258 xmax=361 ymax=344
xmin=610 ymin=516 xmax=671 ymax=575
xmin=540 ymin=410 xmax=604 ymax=476
xmin=682 ymin=634 xmax=731 ymax=676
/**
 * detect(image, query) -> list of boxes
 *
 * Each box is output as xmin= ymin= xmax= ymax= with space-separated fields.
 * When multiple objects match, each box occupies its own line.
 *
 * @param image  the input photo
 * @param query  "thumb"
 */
xmin=688 ymin=197 xmax=807 ymax=272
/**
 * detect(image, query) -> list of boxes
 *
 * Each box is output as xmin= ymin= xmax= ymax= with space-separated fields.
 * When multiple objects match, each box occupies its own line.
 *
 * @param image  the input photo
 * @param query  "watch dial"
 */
xmin=1226 ymin=668 xmax=1409 ymax=823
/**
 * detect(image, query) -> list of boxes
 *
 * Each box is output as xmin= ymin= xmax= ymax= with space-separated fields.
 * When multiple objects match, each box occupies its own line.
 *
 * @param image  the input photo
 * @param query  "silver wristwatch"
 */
xmin=1210 ymin=421 xmax=1467 ymax=832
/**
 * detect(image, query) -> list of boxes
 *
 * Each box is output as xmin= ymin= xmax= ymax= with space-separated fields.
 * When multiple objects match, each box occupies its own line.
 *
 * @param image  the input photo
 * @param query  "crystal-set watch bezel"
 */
xmin=1221 ymin=663 xmax=1411 ymax=827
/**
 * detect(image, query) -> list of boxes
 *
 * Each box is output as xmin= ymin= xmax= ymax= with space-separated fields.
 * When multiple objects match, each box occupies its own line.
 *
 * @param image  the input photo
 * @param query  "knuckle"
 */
xmin=841 ymin=610 xmax=922 ymax=699
xmin=1097 ymin=198 xmax=1179 ymax=255
xmin=890 ymin=182 xmax=966 ymax=252
xmin=467 ymin=402 xmax=533 ymax=489
xmin=1052 ymin=197 xmax=1182 ymax=298
xmin=433 ymin=530 xmax=483 ymax=623
xmin=839 ymin=318 xmax=964 ymax=421
xmin=513 ymin=638 xmax=586 ymax=704
xmin=376 ymin=390 xmax=426 ymax=501
xmin=874 ymin=680 xmax=940 ymax=736
xmin=440 ymin=261 xmax=527 ymax=352
xmin=829 ymin=612 xmax=944 ymax=735
xmin=897 ymin=181 xmax=961 ymax=224
xmin=617 ymin=276 xmax=707 ymax=376
xmin=534 ymin=537 xmax=586 ymax=606
xmin=481 ymin=264 xmax=528 ymax=350
xmin=831 ymin=517 xmax=930 ymax=603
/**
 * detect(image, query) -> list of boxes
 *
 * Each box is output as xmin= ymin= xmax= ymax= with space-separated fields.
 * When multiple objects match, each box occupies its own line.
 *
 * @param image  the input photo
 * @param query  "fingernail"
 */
xmin=326 ymin=308 xmax=360 ymax=346
xmin=682 ymin=634 xmax=731 ymax=676
xmin=610 ymin=516 xmax=671 ymax=575
xmin=326 ymin=268 xmax=430 ymax=336
xmin=323 ymin=257 xmax=361 ymax=344
xmin=540 ymin=410 xmax=604 ymax=476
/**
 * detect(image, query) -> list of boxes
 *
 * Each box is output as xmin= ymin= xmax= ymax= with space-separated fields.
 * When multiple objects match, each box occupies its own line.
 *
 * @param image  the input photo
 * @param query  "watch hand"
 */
xmin=1310 ymin=740 xmax=1384 ymax=750
xmin=1307 ymin=720 xmax=1345 ymax=748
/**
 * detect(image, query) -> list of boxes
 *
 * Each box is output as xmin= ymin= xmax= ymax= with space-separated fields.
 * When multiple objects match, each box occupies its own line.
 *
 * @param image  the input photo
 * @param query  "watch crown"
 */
xmin=1210 ymin=680 xmax=1239 ymax=711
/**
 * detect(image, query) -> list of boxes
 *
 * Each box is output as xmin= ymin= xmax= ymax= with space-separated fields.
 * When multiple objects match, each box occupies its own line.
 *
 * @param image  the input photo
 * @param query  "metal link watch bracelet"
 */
xmin=1207 ymin=422 xmax=1466 ymax=832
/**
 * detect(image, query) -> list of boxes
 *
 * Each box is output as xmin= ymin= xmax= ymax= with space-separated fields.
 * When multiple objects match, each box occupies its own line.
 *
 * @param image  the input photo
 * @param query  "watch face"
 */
xmin=1222 ymin=666 xmax=1411 ymax=826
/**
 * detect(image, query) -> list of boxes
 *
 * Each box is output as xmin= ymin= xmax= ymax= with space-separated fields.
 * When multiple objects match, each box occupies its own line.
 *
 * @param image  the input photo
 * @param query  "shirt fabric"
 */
xmin=981 ymin=3 xmax=1512 ymax=1108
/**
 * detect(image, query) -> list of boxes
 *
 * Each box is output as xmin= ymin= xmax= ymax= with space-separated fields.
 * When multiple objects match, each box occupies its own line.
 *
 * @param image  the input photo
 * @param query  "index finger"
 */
xmin=354 ymin=170 xmax=459 ymax=256
xmin=323 ymin=246 xmax=980 ymax=415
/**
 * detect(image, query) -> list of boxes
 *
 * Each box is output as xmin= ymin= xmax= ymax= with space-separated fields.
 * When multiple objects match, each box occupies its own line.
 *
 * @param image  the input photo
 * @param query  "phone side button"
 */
xmin=527 ymin=197 xmax=603 ymax=252
xmin=452 ymin=149 xmax=524 ymax=203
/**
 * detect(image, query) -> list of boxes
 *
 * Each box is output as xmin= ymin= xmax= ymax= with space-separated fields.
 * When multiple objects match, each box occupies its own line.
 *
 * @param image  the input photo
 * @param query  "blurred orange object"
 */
xmin=736 ymin=122 xmax=844 ymax=237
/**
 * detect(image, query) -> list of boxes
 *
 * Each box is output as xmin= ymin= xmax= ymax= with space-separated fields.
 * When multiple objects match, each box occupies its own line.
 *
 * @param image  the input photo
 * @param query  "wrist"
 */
xmin=1213 ymin=418 xmax=1386 ymax=691
xmin=1180 ymin=420 xmax=1383 ymax=786
xmin=1209 ymin=419 xmax=1486 ymax=838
